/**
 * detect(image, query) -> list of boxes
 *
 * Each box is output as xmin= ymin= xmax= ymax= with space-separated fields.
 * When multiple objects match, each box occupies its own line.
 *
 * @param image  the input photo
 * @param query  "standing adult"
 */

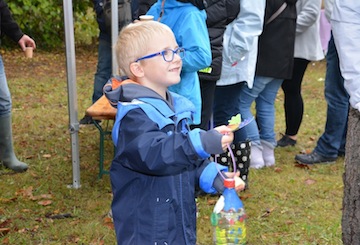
xmin=211 ymin=0 xmax=265 ymax=184
xmin=277 ymin=0 xmax=324 ymax=147
xmin=238 ymin=0 xmax=297 ymax=169
xmin=146 ymin=0 xmax=212 ymax=125
xmin=80 ymin=0 xmax=136 ymax=124
xmin=331 ymin=0 xmax=360 ymax=242
xmin=194 ymin=0 xmax=243 ymax=131
xmin=0 ymin=0 xmax=36 ymax=172
xmin=295 ymin=0 xmax=349 ymax=164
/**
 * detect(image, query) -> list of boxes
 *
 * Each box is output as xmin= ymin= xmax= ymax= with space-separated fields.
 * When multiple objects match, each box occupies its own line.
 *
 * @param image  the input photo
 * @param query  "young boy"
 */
xmin=107 ymin=21 xmax=243 ymax=244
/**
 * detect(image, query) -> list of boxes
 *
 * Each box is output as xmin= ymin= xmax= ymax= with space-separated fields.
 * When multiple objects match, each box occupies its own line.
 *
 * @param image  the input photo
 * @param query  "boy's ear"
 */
xmin=130 ymin=62 xmax=144 ymax=78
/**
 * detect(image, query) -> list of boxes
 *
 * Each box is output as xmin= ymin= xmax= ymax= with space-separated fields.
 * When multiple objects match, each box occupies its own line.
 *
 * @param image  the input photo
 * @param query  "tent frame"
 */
xmin=63 ymin=0 xmax=118 ymax=188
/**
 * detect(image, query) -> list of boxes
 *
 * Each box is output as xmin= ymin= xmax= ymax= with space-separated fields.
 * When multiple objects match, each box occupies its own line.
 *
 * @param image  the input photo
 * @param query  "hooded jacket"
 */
xmin=104 ymin=78 xmax=227 ymax=244
xmin=146 ymin=0 xmax=212 ymax=125
xmin=198 ymin=0 xmax=242 ymax=82
xmin=139 ymin=0 xmax=239 ymax=83
xmin=216 ymin=0 xmax=266 ymax=88
xmin=0 ymin=0 xmax=23 ymax=43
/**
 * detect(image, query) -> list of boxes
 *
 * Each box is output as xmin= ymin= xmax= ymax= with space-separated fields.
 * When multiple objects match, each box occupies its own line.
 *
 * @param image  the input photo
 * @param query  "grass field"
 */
xmin=0 ymin=49 xmax=343 ymax=244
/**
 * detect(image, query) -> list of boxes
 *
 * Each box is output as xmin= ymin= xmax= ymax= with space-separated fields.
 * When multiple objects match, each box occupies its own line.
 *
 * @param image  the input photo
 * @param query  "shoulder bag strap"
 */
xmin=266 ymin=2 xmax=287 ymax=25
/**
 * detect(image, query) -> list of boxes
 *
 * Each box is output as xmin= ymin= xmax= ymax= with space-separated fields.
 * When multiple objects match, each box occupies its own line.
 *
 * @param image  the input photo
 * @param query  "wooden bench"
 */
xmin=85 ymin=95 xmax=117 ymax=178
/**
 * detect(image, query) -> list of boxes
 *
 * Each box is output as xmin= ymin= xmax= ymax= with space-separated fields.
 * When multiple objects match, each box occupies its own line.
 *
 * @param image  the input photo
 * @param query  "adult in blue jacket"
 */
xmin=146 ymin=0 xmax=212 ymax=125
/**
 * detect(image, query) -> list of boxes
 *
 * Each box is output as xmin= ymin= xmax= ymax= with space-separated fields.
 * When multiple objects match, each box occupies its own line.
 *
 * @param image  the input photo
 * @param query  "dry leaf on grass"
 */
xmin=274 ymin=167 xmax=282 ymax=173
xmin=38 ymin=200 xmax=52 ymax=206
xmin=294 ymin=163 xmax=310 ymax=169
xmin=304 ymin=178 xmax=316 ymax=185
xmin=0 ymin=228 xmax=10 ymax=237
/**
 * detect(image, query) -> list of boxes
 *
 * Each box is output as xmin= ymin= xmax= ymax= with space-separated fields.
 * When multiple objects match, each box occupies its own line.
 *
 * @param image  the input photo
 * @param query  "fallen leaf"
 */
xmin=285 ymin=220 xmax=294 ymax=225
xmin=294 ymin=163 xmax=310 ymax=169
xmin=42 ymin=154 xmax=52 ymax=158
xmin=16 ymin=186 xmax=34 ymax=199
xmin=0 ymin=220 xmax=12 ymax=229
xmin=240 ymin=193 xmax=252 ymax=201
xmin=0 ymin=197 xmax=17 ymax=204
xmin=0 ymin=228 xmax=10 ymax=237
xmin=31 ymin=194 xmax=53 ymax=201
xmin=17 ymin=228 xmax=28 ymax=233
xmin=274 ymin=167 xmax=282 ymax=173
xmin=304 ymin=179 xmax=316 ymax=185
xmin=2 ymin=236 xmax=9 ymax=244
xmin=38 ymin=200 xmax=52 ymax=206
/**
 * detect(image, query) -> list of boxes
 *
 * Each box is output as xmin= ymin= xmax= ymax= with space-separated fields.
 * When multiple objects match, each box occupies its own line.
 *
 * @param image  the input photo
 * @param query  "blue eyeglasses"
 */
xmin=135 ymin=47 xmax=185 ymax=62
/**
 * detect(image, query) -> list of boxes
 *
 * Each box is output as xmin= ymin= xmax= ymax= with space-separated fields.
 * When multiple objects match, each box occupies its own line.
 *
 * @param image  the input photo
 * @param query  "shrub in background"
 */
xmin=3 ymin=0 xmax=98 ymax=50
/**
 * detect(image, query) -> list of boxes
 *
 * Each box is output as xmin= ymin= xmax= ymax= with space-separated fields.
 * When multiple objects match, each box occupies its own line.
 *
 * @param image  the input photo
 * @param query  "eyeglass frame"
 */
xmin=135 ymin=47 xmax=185 ymax=63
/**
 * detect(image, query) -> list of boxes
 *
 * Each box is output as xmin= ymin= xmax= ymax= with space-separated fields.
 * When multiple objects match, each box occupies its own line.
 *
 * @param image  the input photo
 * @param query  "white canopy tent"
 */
xmin=63 ymin=0 xmax=118 ymax=188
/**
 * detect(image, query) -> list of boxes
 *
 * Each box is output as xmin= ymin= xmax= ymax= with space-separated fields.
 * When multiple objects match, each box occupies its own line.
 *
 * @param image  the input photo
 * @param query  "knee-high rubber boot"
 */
xmin=215 ymin=141 xmax=251 ymax=189
xmin=0 ymin=114 xmax=28 ymax=172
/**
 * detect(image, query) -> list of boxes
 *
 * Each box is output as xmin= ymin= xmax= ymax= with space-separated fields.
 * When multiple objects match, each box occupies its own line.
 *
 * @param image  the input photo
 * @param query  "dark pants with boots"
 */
xmin=215 ymin=141 xmax=251 ymax=189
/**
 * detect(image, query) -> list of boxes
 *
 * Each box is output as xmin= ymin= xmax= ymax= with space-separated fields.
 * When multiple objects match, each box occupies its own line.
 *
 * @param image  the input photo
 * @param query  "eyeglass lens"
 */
xmin=163 ymin=48 xmax=185 ymax=62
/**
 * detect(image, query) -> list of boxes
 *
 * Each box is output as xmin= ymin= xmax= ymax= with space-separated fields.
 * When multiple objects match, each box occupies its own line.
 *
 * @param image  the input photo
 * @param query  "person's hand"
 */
xmin=223 ymin=171 xmax=246 ymax=191
xmin=18 ymin=34 xmax=36 ymax=51
xmin=213 ymin=125 xmax=234 ymax=151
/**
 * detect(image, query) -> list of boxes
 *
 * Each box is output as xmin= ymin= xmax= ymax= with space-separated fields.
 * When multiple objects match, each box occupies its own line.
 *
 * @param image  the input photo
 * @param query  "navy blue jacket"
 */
xmin=105 ymin=79 xmax=228 ymax=244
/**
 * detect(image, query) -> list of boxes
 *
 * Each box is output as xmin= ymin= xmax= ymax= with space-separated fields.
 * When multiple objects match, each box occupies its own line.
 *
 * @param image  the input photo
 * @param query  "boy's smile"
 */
xmin=134 ymin=32 xmax=183 ymax=98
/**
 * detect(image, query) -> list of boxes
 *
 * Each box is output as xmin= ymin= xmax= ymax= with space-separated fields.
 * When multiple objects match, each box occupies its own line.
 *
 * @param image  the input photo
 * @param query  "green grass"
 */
xmin=0 ymin=50 xmax=343 ymax=244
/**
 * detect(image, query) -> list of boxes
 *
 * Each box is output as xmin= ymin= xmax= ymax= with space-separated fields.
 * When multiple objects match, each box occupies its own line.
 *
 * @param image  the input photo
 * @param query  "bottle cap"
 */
xmin=224 ymin=178 xmax=235 ymax=188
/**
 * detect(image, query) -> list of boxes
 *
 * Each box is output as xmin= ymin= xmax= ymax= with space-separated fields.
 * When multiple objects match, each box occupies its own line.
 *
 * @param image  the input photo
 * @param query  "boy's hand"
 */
xmin=213 ymin=125 xmax=234 ymax=151
xmin=224 ymin=171 xmax=246 ymax=191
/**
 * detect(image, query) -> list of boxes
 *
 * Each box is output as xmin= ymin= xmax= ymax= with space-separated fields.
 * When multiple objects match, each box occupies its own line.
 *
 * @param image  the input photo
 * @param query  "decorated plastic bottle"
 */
xmin=211 ymin=178 xmax=246 ymax=244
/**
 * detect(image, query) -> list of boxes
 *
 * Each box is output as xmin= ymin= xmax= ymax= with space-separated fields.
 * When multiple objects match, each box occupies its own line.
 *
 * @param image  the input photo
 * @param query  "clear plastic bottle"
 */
xmin=211 ymin=178 xmax=246 ymax=244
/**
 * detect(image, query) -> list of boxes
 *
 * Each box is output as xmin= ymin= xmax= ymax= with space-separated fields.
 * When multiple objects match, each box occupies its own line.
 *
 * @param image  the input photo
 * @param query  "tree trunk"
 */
xmin=342 ymin=107 xmax=360 ymax=244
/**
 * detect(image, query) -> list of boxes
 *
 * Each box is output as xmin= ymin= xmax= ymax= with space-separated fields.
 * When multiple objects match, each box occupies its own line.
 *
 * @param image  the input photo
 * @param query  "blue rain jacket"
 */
xmin=106 ymin=79 xmax=227 ymax=244
xmin=147 ymin=0 xmax=212 ymax=124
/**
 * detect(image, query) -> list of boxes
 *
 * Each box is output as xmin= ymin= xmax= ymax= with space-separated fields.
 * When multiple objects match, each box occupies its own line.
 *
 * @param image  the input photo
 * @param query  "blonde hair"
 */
xmin=115 ymin=21 xmax=175 ymax=77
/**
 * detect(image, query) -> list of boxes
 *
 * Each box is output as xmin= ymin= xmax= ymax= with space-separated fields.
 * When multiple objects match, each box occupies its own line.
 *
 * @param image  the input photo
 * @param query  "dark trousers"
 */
xmin=281 ymin=58 xmax=310 ymax=136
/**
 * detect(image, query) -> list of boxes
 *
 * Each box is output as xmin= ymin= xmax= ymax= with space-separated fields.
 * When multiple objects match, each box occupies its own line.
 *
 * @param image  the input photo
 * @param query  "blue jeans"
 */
xmin=239 ymin=76 xmax=283 ymax=147
xmin=92 ymin=37 xmax=112 ymax=104
xmin=0 ymin=56 xmax=11 ymax=116
xmin=315 ymin=34 xmax=349 ymax=158
xmin=213 ymin=82 xmax=247 ymax=143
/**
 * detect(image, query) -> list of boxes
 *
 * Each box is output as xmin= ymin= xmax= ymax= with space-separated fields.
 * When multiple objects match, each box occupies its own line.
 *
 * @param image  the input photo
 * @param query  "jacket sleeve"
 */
xmin=198 ymin=162 xmax=228 ymax=194
xmin=176 ymin=10 xmax=212 ymax=72
xmin=0 ymin=0 xmax=23 ymax=42
xmin=226 ymin=0 xmax=265 ymax=64
xmin=296 ymin=0 xmax=321 ymax=34
xmin=114 ymin=108 xmax=220 ymax=176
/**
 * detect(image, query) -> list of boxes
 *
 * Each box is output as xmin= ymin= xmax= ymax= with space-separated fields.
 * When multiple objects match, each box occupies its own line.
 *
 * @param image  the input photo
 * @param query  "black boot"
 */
xmin=215 ymin=141 xmax=251 ymax=189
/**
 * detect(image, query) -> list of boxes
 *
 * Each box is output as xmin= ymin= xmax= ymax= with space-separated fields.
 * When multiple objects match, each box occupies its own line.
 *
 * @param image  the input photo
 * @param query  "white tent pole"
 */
xmin=111 ymin=0 xmax=119 ymax=75
xmin=63 ymin=0 xmax=81 ymax=189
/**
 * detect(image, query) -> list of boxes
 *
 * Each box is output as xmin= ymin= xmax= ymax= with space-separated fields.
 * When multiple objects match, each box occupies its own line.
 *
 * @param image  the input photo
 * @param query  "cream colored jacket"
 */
xmin=294 ymin=0 xmax=324 ymax=61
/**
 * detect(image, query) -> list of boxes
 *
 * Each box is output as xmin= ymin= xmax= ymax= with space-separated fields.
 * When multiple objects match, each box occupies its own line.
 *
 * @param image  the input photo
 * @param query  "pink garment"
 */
xmin=320 ymin=9 xmax=331 ymax=54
